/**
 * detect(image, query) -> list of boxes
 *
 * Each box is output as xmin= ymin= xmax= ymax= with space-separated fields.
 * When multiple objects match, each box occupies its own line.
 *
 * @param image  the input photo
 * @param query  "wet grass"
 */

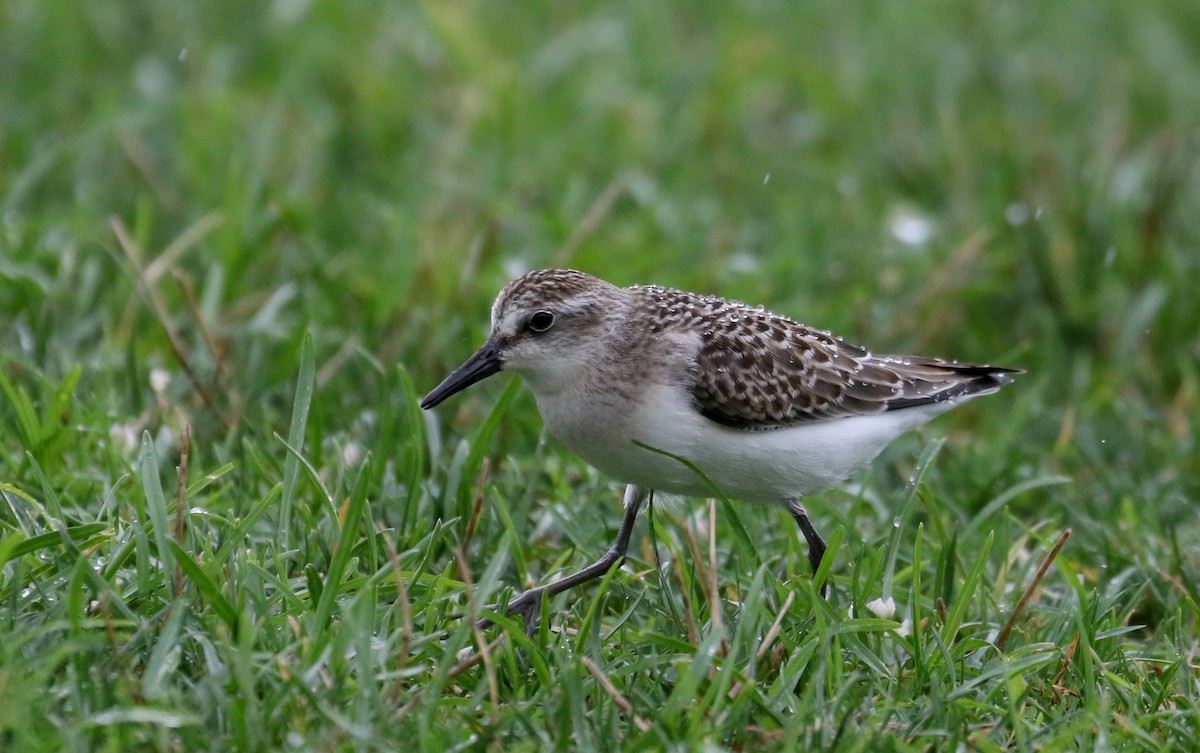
xmin=2 ymin=1 xmax=1199 ymax=750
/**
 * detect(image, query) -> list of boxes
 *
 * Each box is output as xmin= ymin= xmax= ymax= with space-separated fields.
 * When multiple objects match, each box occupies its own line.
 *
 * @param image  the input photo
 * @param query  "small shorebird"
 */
xmin=422 ymin=269 xmax=1017 ymax=631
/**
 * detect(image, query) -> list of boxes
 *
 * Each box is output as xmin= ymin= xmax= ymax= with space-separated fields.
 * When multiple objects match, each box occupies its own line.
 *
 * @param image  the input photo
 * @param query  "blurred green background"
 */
xmin=2 ymin=1 xmax=1199 ymax=749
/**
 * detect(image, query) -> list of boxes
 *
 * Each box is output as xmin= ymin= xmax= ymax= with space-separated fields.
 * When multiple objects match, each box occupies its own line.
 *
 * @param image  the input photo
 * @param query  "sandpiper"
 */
xmin=422 ymin=268 xmax=1018 ymax=631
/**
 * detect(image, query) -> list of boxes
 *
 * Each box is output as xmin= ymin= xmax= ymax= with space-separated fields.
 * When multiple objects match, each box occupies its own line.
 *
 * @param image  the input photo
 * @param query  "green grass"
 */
xmin=3 ymin=1 xmax=1200 ymax=750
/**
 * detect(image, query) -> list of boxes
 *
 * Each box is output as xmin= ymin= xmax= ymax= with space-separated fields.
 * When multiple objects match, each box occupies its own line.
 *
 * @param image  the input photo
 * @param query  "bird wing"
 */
xmin=690 ymin=311 xmax=1016 ymax=429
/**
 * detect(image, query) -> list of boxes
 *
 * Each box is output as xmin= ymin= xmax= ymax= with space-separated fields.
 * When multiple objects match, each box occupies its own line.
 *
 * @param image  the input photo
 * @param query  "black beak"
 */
xmin=420 ymin=339 xmax=503 ymax=409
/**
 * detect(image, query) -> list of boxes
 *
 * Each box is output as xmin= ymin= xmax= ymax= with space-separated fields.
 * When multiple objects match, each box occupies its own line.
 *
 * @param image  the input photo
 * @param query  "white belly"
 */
xmin=536 ymin=382 xmax=954 ymax=503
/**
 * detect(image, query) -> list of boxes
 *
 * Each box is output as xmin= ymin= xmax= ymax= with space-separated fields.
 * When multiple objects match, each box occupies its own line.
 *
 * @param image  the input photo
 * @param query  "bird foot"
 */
xmin=475 ymin=587 xmax=546 ymax=636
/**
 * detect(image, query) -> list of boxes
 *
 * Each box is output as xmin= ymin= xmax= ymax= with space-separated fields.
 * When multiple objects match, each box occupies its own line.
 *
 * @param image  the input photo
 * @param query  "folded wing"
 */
xmin=691 ymin=314 xmax=1017 ymax=429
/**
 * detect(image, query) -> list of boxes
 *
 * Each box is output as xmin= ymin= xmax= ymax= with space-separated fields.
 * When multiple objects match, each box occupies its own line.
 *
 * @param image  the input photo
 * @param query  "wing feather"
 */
xmin=690 ymin=309 xmax=1016 ymax=429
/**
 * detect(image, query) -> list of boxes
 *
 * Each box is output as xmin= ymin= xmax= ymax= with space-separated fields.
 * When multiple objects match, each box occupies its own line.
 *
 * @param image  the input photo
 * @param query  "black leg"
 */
xmin=482 ymin=484 xmax=648 ymax=635
xmin=785 ymin=498 xmax=828 ymax=597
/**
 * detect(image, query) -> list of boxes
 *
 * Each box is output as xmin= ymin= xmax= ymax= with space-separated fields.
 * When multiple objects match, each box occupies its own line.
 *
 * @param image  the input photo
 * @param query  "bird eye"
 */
xmin=527 ymin=310 xmax=555 ymax=333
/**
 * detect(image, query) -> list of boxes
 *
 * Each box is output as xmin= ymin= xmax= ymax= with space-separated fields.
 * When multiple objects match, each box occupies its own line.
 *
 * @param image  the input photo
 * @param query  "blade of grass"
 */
xmin=882 ymin=438 xmax=943 ymax=600
xmin=140 ymin=431 xmax=175 ymax=584
xmin=0 ymin=366 xmax=41 ymax=450
xmin=457 ymin=378 xmax=522 ymax=508
xmin=309 ymin=453 xmax=373 ymax=641
xmin=143 ymin=600 xmax=188 ymax=700
xmin=941 ymin=530 xmax=994 ymax=647
xmin=281 ymin=331 xmax=315 ymax=550
xmin=964 ymin=475 xmax=1071 ymax=538
xmin=632 ymin=439 xmax=760 ymax=569
xmin=2 ymin=523 xmax=107 ymax=565
xmin=213 ymin=484 xmax=283 ymax=566
xmin=910 ymin=523 xmax=925 ymax=678
xmin=169 ymin=540 xmax=239 ymax=630
xmin=275 ymin=436 xmax=336 ymax=519
xmin=393 ymin=365 xmax=427 ymax=538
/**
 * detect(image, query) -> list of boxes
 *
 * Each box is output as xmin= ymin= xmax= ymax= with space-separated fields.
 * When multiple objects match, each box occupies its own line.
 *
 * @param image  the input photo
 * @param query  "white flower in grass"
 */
xmin=888 ymin=208 xmax=934 ymax=246
xmin=341 ymin=441 xmax=363 ymax=468
xmin=109 ymin=422 xmax=140 ymax=452
xmin=865 ymin=596 xmax=896 ymax=620
xmin=1005 ymin=203 xmax=1031 ymax=226
xmin=896 ymin=618 xmax=912 ymax=638
xmin=150 ymin=368 xmax=171 ymax=395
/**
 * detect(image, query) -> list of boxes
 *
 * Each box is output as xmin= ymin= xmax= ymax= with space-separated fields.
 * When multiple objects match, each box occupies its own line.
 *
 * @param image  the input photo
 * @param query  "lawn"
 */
xmin=2 ymin=1 xmax=1199 ymax=750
